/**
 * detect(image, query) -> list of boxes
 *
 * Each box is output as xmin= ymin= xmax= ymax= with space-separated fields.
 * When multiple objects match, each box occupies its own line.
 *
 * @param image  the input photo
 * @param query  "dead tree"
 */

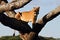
xmin=0 ymin=0 xmax=60 ymax=40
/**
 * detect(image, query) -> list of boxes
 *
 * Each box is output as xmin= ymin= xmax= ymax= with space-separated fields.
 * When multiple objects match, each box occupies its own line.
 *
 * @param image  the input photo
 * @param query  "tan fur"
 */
xmin=15 ymin=7 xmax=40 ymax=24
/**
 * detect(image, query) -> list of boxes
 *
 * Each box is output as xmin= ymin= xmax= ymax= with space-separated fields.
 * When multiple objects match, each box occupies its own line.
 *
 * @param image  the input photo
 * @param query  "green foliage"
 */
xmin=0 ymin=35 xmax=58 ymax=40
xmin=0 ymin=35 xmax=22 ymax=40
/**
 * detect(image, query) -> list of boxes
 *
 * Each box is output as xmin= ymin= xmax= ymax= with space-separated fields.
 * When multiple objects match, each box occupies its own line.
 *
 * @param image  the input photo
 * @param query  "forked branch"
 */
xmin=32 ymin=6 xmax=60 ymax=34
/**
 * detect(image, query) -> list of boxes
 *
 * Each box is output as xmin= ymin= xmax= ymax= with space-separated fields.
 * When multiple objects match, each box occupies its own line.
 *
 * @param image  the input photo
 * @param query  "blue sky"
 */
xmin=0 ymin=0 xmax=60 ymax=38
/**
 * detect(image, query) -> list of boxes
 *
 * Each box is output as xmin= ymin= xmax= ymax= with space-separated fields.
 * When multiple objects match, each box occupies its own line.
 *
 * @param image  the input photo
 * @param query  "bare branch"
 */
xmin=32 ymin=6 xmax=60 ymax=34
xmin=5 ymin=11 xmax=16 ymax=18
xmin=37 ymin=6 xmax=60 ymax=24
xmin=0 ymin=0 xmax=16 ymax=18
xmin=0 ymin=0 xmax=32 ymax=13
xmin=11 ymin=0 xmax=20 ymax=2
xmin=0 ymin=13 xmax=31 ymax=34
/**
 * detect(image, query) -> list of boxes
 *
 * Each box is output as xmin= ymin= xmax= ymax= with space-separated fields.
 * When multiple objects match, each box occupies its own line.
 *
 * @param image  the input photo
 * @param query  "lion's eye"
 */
xmin=34 ymin=12 xmax=36 ymax=16
xmin=34 ymin=14 xmax=36 ymax=16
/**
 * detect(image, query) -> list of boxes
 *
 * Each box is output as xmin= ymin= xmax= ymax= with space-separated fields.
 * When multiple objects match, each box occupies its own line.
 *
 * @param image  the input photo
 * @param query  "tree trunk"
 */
xmin=19 ymin=6 xmax=60 ymax=40
xmin=20 ymin=32 xmax=40 ymax=40
xmin=0 ymin=0 xmax=60 ymax=40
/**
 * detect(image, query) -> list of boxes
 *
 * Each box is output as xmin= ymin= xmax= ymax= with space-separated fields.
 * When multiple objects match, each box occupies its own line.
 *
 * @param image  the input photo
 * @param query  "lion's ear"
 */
xmin=31 ymin=7 xmax=40 ymax=12
xmin=15 ymin=12 xmax=21 ymax=20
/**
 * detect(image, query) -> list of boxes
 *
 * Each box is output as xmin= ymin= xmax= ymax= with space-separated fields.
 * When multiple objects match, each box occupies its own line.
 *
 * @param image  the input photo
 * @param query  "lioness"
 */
xmin=15 ymin=7 xmax=40 ymax=24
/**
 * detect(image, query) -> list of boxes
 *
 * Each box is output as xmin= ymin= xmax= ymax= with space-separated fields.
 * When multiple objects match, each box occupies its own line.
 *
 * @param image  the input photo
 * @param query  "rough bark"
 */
xmin=0 ymin=0 xmax=32 ymax=13
xmin=0 ymin=1 xmax=16 ymax=18
xmin=32 ymin=6 xmax=60 ymax=34
xmin=20 ymin=32 xmax=36 ymax=40
xmin=0 ymin=13 xmax=31 ymax=33
xmin=19 ymin=6 xmax=60 ymax=40
xmin=37 ymin=6 xmax=60 ymax=24
xmin=0 ymin=0 xmax=32 ymax=36
xmin=0 ymin=0 xmax=32 ymax=37
xmin=0 ymin=0 xmax=60 ymax=40
xmin=0 ymin=0 xmax=16 ymax=18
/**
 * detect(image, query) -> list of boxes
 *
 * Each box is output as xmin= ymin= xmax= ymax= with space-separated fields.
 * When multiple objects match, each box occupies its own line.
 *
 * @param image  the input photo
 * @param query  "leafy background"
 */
xmin=0 ymin=35 xmax=59 ymax=40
